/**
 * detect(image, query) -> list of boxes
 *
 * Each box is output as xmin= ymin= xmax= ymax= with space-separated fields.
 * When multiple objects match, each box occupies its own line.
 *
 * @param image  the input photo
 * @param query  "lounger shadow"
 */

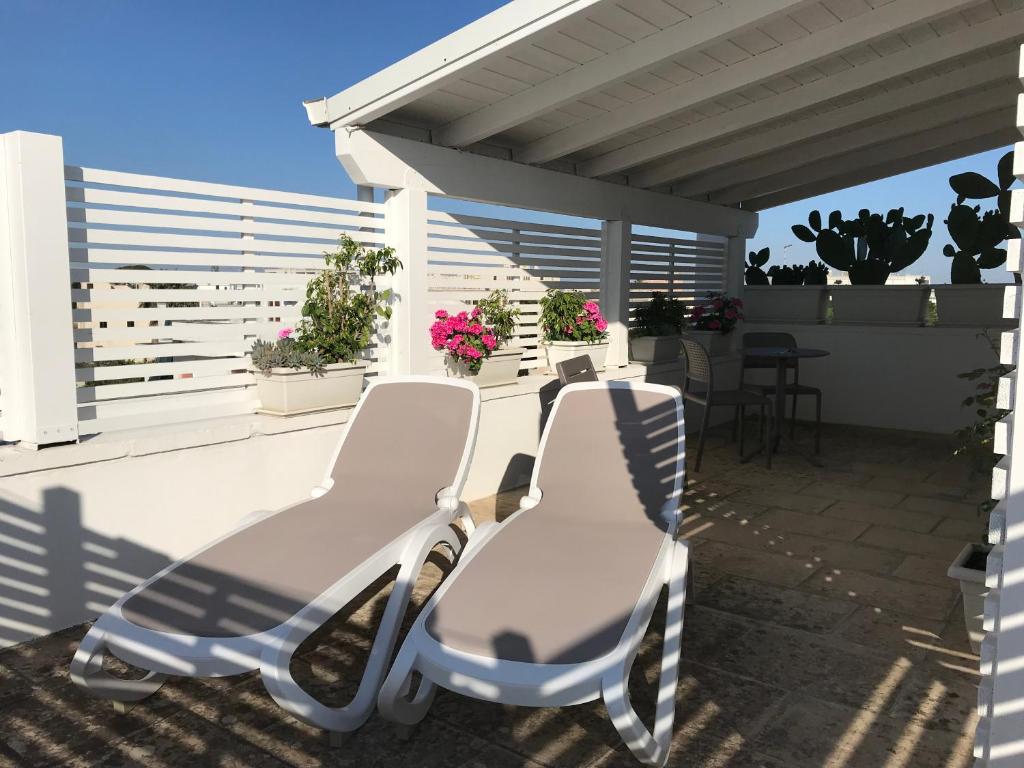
xmin=71 ymin=376 xmax=481 ymax=739
xmin=378 ymin=380 xmax=689 ymax=767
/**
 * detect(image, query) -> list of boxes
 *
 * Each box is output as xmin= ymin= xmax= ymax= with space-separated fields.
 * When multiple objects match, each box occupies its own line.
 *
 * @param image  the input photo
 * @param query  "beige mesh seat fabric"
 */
xmin=378 ymin=382 xmax=691 ymax=767
xmin=71 ymin=377 xmax=481 ymax=741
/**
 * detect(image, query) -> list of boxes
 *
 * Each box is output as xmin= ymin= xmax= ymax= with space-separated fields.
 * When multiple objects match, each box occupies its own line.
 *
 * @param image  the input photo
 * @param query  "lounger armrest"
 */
xmin=660 ymin=502 xmax=682 ymax=532
xmin=435 ymin=486 xmax=462 ymax=514
xmin=311 ymin=478 xmax=335 ymax=498
xmin=519 ymin=491 xmax=542 ymax=510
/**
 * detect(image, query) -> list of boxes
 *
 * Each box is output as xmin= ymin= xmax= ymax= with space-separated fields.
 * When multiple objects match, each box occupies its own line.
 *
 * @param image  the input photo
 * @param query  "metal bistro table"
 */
xmin=742 ymin=346 xmax=830 ymax=467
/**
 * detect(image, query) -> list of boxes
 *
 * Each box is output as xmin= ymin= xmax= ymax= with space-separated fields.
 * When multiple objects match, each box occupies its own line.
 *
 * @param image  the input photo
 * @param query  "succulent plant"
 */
xmin=944 ymin=151 xmax=1019 ymax=284
xmin=803 ymin=261 xmax=828 ymax=285
xmin=250 ymin=337 xmax=326 ymax=377
xmin=767 ymin=263 xmax=807 ymax=286
xmin=745 ymin=247 xmax=770 ymax=285
xmin=792 ymin=208 xmax=933 ymax=285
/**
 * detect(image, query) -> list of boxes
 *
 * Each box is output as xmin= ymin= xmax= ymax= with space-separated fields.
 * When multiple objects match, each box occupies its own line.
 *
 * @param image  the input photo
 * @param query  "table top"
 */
xmin=743 ymin=346 xmax=830 ymax=359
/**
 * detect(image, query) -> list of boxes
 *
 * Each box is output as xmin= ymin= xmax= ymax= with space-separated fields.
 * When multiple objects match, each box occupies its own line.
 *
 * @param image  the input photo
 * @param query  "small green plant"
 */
xmin=297 ymin=234 xmax=401 ymax=364
xmin=793 ymin=208 xmax=933 ymax=285
xmin=768 ymin=264 xmax=807 ymax=286
xmin=745 ymin=247 xmax=770 ymax=285
xmin=475 ymin=289 xmax=520 ymax=348
xmin=633 ymin=292 xmax=686 ymax=336
xmin=539 ymin=290 xmax=608 ymax=343
xmin=944 ymin=151 xmax=1019 ymax=284
xmin=804 ymin=261 xmax=828 ymax=285
xmin=250 ymin=331 xmax=326 ymax=377
xmin=955 ymin=332 xmax=1011 ymax=496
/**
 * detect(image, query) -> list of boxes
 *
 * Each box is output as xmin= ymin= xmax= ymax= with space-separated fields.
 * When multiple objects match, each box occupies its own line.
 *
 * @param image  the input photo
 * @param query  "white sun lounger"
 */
xmin=71 ymin=376 xmax=480 ymax=739
xmin=378 ymin=380 xmax=689 ymax=767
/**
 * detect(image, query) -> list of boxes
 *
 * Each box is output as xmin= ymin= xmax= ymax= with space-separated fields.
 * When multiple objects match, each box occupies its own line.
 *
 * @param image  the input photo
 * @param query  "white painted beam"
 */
xmin=336 ymin=128 xmax=757 ymax=237
xmin=305 ymin=0 xmax=606 ymax=128
xmin=707 ymin=89 xmax=1018 ymax=204
xmin=584 ymin=9 xmax=1024 ymax=181
xmin=646 ymin=52 xmax=1019 ymax=193
xmin=744 ymin=128 xmax=1016 ymax=211
xmin=518 ymin=0 xmax=985 ymax=166
xmin=435 ymin=0 xmax=813 ymax=148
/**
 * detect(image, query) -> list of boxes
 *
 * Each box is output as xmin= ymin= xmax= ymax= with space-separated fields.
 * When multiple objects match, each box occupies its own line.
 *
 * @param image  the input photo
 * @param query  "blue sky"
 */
xmin=1 ymin=1 xmax=1013 ymax=283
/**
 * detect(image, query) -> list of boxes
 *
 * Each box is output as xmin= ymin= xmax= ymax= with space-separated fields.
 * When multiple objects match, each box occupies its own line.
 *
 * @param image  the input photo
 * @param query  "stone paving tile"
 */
xmin=933 ymin=517 xmax=987 ymax=541
xmin=894 ymin=555 xmax=958 ymax=589
xmin=728 ymin=487 xmax=834 ymax=514
xmin=857 ymin=526 xmax=968 ymax=561
xmin=749 ymin=696 xmax=973 ymax=768
xmin=833 ymin=606 xmax=946 ymax=659
xmin=802 ymin=480 xmax=905 ymax=508
xmin=900 ymin=495 xmax=983 ymax=522
xmin=850 ymin=461 xmax=933 ymax=482
xmin=692 ymin=541 xmax=818 ymax=588
xmin=864 ymin=475 xmax=967 ymax=501
xmin=756 ymin=530 xmax=905 ymax=575
xmin=823 ymin=499 xmax=938 ymax=533
xmin=756 ymin=508 xmax=870 ymax=542
xmin=888 ymin=658 xmax=982 ymax=737
xmin=713 ymin=466 xmax=815 ymax=494
xmin=802 ymin=569 xmax=958 ymax=622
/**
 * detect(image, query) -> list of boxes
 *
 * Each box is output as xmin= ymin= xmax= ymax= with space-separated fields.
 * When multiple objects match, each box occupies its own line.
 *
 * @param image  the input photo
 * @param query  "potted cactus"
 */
xmin=629 ymin=292 xmax=686 ymax=363
xmin=793 ymin=208 xmax=933 ymax=324
xmin=250 ymin=235 xmax=400 ymax=415
xmin=934 ymin=151 xmax=1018 ymax=327
xmin=742 ymin=246 xmax=828 ymax=323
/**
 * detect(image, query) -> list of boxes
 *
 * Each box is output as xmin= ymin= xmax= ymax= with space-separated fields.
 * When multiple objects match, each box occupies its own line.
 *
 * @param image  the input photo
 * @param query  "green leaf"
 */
xmin=950 ymin=171 xmax=1000 ymax=200
xmin=792 ymin=224 xmax=816 ymax=243
xmin=998 ymin=150 xmax=1015 ymax=191
xmin=808 ymin=210 xmax=821 ymax=231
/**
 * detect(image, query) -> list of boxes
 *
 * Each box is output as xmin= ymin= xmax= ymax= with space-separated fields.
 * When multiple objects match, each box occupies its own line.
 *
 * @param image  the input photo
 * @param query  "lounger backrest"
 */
xmin=328 ymin=379 xmax=478 ymax=518
xmin=533 ymin=383 xmax=683 ymax=530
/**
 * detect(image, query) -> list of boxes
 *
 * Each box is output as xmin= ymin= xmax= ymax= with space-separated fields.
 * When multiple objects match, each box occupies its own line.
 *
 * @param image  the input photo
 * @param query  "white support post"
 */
xmin=0 ymin=131 xmax=78 ymax=447
xmin=724 ymin=236 xmax=746 ymax=300
xmin=384 ymin=186 xmax=430 ymax=375
xmin=601 ymin=220 xmax=631 ymax=369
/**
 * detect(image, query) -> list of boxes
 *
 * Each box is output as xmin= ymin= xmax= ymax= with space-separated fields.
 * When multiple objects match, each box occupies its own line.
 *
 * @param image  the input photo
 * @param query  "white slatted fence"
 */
xmin=629 ymin=232 xmax=727 ymax=322
xmin=66 ymin=166 xmax=388 ymax=434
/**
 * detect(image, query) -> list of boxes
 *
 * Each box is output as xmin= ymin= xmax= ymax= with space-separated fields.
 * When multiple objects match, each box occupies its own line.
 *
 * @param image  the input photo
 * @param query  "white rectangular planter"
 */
xmin=629 ymin=334 xmax=681 ymax=363
xmin=829 ymin=285 xmax=927 ymax=325
xmin=541 ymin=340 xmax=609 ymax=372
xmin=446 ymin=346 xmax=525 ymax=388
xmin=933 ymin=284 xmax=1012 ymax=327
xmin=253 ymin=361 xmax=367 ymax=416
xmin=742 ymin=286 xmax=826 ymax=323
xmin=682 ymin=329 xmax=734 ymax=357
xmin=948 ymin=542 xmax=991 ymax=654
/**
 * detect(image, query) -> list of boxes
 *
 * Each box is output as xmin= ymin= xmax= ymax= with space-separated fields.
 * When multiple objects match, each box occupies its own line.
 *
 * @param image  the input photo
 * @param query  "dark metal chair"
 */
xmin=740 ymin=332 xmax=822 ymax=453
xmin=555 ymin=354 xmax=599 ymax=386
xmin=681 ymin=338 xmax=773 ymax=471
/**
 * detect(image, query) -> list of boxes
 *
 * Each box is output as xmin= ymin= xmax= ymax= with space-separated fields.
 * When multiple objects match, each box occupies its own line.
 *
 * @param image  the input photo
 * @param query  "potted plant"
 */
xmin=249 ymin=235 xmax=400 ymax=415
xmin=538 ymin=289 xmax=610 ymax=372
xmin=934 ymin=151 xmax=1018 ymax=327
xmin=629 ymin=292 xmax=685 ymax=363
xmin=742 ymin=248 xmax=828 ymax=323
xmin=685 ymin=291 xmax=743 ymax=356
xmin=794 ymin=208 xmax=933 ymax=324
xmin=430 ymin=289 xmax=524 ymax=388
xmin=948 ymin=334 xmax=1010 ymax=651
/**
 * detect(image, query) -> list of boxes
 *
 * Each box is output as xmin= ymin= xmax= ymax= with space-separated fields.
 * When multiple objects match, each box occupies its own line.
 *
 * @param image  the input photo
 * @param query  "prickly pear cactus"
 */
xmin=745 ymin=247 xmax=770 ymax=285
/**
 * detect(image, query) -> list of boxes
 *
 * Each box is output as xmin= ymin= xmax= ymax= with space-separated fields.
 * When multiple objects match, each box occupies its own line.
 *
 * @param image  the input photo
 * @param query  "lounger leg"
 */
xmin=694 ymin=405 xmax=710 ymax=473
xmin=602 ymin=540 xmax=689 ymax=768
xmin=258 ymin=522 xmax=462 ymax=737
xmin=69 ymin=626 xmax=168 ymax=705
xmin=377 ymin=641 xmax=437 ymax=731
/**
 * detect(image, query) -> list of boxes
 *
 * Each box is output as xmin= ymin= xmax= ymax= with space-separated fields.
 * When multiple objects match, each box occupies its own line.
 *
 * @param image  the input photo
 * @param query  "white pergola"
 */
xmin=304 ymin=2 xmax=1024 ymax=765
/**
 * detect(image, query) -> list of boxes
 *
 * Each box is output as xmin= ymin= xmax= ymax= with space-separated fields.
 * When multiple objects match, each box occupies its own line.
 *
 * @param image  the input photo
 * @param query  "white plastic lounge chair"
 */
xmin=71 ymin=376 xmax=480 ymax=739
xmin=378 ymin=380 xmax=690 ymax=767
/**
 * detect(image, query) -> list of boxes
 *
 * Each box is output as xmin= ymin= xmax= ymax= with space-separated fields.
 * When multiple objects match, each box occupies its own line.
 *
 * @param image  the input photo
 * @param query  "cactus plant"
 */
xmin=804 ymin=260 xmax=828 ymax=285
xmin=745 ymin=247 xmax=770 ymax=285
xmin=767 ymin=263 xmax=807 ymax=285
xmin=792 ymin=208 xmax=933 ymax=285
xmin=944 ymin=151 xmax=1019 ymax=284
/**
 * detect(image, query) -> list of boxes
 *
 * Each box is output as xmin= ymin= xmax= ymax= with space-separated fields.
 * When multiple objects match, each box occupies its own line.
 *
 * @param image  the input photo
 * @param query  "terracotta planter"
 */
xmin=948 ymin=542 xmax=992 ymax=654
xmin=446 ymin=346 xmax=525 ymax=388
xmin=252 ymin=361 xmax=367 ymax=415
xmin=742 ymin=286 xmax=826 ymax=323
xmin=683 ymin=329 xmax=733 ymax=357
xmin=541 ymin=340 xmax=609 ymax=372
xmin=934 ymin=284 xmax=1012 ymax=327
xmin=629 ymin=334 xmax=682 ymax=363
xmin=829 ymin=285 xmax=928 ymax=325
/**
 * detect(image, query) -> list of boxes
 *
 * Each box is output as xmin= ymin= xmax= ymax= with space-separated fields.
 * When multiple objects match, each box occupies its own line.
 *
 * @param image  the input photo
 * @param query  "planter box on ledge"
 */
xmin=682 ymin=329 xmax=734 ymax=357
xmin=629 ymin=334 xmax=682 ymax=363
xmin=933 ymin=284 xmax=1012 ymax=327
xmin=829 ymin=285 xmax=927 ymax=325
xmin=743 ymin=286 xmax=826 ymax=323
xmin=541 ymin=340 xmax=609 ymax=373
xmin=254 ymin=361 xmax=367 ymax=416
xmin=446 ymin=346 xmax=525 ymax=388
xmin=948 ymin=542 xmax=992 ymax=654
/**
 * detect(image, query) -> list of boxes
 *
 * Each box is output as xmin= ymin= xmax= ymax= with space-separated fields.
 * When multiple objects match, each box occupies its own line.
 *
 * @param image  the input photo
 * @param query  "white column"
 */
xmin=600 ymin=219 xmax=631 ymax=369
xmin=384 ymin=186 xmax=431 ymax=375
xmin=0 ymin=131 xmax=78 ymax=447
xmin=723 ymin=235 xmax=746 ymax=299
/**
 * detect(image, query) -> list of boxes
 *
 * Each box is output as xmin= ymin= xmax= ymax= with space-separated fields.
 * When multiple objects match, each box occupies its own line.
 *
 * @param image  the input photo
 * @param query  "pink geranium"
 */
xmin=278 ymin=327 xmax=293 ymax=340
xmin=428 ymin=307 xmax=497 ymax=373
xmin=690 ymin=292 xmax=743 ymax=335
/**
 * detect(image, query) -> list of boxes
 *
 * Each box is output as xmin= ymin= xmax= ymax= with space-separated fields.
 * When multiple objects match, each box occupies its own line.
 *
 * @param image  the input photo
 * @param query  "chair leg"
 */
xmin=790 ymin=392 xmax=797 ymax=439
xmin=815 ymin=391 xmax=822 ymax=454
xmin=737 ymin=405 xmax=745 ymax=457
xmin=764 ymin=404 xmax=773 ymax=470
xmin=730 ymin=405 xmax=740 ymax=443
xmin=694 ymin=403 xmax=711 ymax=473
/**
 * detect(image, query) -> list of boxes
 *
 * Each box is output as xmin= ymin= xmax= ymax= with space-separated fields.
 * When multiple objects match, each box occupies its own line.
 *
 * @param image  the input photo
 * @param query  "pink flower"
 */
xmin=583 ymin=301 xmax=600 ymax=314
xmin=596 ymin=318 xmax=608 ymax=332
xmin=708 ymin=319 xmax=721 ymax=330
xmin=435 ymin=309 xmax=449 ymax=319
xmin=481 ymin=334 xmax=497 ymax=350
xmin=277 ymin=327 xmax=293 ymax=340
xmin=692 ymin=306 xmax=705 ymax=317
xmin=732 ymin=298 xmax=744 ymax=308
xmin=724 ymin=309 xmax=737 ymax=320
xmin=712 ymin=298 xmax=723 ymax=310
xmin=471 ymin=306 xmax=481 ymax=318
xmin=468 ymin=323 xmax=483 ymax=335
